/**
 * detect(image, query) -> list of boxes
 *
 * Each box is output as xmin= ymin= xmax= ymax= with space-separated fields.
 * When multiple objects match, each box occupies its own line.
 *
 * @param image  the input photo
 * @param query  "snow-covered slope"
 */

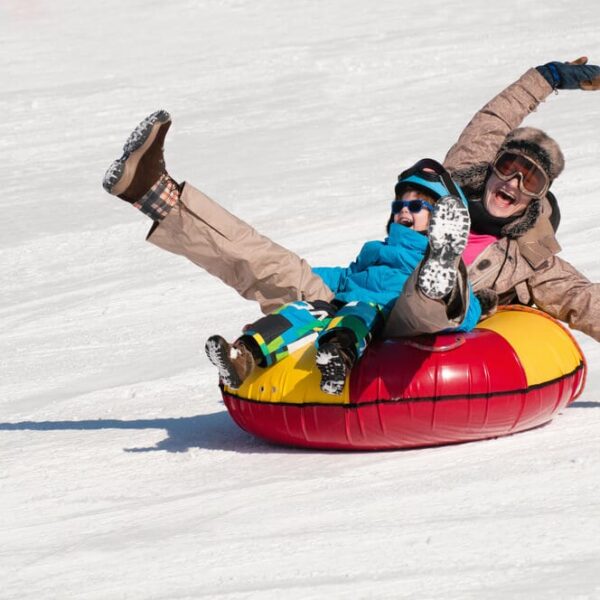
xmin=2 ymin=1 xmax=600 ymax=598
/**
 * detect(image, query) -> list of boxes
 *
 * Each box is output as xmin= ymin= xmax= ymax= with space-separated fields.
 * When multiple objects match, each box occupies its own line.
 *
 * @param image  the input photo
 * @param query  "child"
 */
xmin=206 ymin=159 xmax=481 ymax=395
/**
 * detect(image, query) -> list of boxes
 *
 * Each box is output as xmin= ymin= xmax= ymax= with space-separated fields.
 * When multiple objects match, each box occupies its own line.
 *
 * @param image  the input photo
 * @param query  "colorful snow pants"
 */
xmin=240 ymin=300 xmax=385 ymax=367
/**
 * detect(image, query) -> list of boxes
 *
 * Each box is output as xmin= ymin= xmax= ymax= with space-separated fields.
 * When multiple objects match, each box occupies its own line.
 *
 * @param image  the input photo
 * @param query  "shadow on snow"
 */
xmin=1 ymin=401 xmax=597 ymax=454
xmin=0 ymin=411 xmax=290 ymax=454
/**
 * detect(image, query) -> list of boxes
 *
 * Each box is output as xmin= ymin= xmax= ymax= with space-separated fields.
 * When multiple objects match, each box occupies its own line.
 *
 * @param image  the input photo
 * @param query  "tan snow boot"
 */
xmin=103 ymin=110 xmax=179 ymax=220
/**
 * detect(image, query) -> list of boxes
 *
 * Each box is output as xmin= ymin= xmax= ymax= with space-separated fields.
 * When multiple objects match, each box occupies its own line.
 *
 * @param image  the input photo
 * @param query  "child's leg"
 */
xmin=315 ymin=301 xmax=384 ymax=395
xmin=206 ymin=300 xmax=337 ymax=389
xmin=241 ymin=300 xmax=337 ymax=367
xmin=316 ymin=301 xmax=384 ymax=359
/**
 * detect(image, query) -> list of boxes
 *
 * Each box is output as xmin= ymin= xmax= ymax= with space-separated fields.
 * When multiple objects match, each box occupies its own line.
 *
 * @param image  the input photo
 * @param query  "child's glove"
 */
xmin=536 ymin=57 xmax=600 ymax=90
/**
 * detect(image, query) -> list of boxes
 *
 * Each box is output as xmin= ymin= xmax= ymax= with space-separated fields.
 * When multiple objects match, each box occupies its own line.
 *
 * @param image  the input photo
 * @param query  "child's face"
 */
xmin=393 ymin=190 xmax=434 ymax=232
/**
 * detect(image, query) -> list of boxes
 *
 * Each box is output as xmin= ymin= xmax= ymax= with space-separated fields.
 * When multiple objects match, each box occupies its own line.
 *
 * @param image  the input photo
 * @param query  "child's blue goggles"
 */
xmin=391 ymin=199 xmax=435 ymax=214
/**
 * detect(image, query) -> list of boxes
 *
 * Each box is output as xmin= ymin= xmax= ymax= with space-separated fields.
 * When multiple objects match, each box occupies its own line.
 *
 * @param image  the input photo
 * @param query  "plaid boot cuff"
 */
xmin=133 ymin=174 xmax=180 ymax=221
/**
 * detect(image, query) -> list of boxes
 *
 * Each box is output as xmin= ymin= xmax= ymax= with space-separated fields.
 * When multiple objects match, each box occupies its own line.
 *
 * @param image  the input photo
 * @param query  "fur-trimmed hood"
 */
xmin=449 ymin=127 xmax=564 ymax=240
xmin=501 ymin=127 xmax=564 ymax=182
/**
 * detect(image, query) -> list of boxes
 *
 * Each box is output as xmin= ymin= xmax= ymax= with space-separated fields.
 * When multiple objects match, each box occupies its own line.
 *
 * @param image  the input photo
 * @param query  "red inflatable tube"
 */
xmin=222 ymin=308 xmax=587 ymax=450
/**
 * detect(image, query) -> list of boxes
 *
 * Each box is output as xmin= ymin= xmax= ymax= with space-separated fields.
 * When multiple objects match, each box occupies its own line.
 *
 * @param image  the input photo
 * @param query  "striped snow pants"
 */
xmin=240 ymin=300 xmax=385 ymax=367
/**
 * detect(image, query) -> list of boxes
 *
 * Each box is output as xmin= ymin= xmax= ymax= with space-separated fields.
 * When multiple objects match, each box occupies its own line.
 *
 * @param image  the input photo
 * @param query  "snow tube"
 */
xmin=222 ymin=306 xmax=587 ymax=450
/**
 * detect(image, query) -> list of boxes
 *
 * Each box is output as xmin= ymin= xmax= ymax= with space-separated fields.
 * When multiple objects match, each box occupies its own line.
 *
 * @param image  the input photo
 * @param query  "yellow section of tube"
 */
xmin=476 ymin=308 xmax=583 ymax=386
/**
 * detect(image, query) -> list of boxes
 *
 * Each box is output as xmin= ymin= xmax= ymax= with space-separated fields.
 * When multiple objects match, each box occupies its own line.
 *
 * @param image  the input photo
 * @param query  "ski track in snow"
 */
xmin=2 ymin=1 xmax=600 ymax=598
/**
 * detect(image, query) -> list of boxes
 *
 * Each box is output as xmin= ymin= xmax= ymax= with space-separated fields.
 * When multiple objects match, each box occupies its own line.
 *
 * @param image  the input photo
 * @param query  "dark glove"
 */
xmin=536 ymin=56 xmax=600 ymax=90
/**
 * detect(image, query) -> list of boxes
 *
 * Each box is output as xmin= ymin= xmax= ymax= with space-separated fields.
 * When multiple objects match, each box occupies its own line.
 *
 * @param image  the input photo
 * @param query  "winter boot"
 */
xmin=205 ymin=335 xmax=256 ymax=390
xmin=315 ymin=337 xmax=357 ymax=396
xmin=418 ymin=195 xmax=470 ymax=300
xmin=102 ymin=110 xmax=180 ymax=221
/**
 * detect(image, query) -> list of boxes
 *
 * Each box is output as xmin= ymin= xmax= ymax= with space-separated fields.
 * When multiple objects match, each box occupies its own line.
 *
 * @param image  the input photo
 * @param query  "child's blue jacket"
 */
xmin=312 ymin=223 xmax=481 ymax=332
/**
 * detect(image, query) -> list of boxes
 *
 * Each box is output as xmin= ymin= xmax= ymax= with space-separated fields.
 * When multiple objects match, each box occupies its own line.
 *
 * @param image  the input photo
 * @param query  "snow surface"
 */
xmin=2 ymin=0 xmax=600 ymax=598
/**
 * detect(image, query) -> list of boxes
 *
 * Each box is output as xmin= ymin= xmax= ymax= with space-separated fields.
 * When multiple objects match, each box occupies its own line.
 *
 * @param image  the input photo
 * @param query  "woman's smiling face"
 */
xmin=483 ymin=172 xmax=535 ymax=218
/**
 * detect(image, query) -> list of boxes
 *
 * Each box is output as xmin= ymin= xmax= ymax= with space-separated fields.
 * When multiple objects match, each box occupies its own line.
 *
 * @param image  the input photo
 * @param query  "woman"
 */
xmin=384 ymin=58 xmax=600 ymax=341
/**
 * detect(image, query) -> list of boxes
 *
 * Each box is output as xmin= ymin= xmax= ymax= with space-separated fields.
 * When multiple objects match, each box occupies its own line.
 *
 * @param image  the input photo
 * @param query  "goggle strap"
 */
xmin=440 ymin=170 xmax=461 ymax=199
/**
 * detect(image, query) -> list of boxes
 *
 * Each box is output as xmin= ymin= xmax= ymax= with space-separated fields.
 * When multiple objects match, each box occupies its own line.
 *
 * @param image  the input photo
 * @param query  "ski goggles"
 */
xmin=391 ymin=199 xmax=435 ymax=214
xmin=492 ymin=151 xmax=550 ymax=197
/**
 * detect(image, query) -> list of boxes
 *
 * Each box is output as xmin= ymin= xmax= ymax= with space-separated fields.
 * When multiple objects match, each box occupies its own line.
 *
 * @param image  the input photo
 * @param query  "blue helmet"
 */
xmin=394 ymin=158 xmax=468 ymax=206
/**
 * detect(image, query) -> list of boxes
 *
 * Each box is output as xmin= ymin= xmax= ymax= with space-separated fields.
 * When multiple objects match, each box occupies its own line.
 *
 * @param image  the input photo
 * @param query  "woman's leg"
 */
xmin=383 ymin=262 xmax=470 ymax=337
xmin=148 ymin=184 xmax=334 ymax=314
xmin=103 ymin=110 xmax=334 ymax=315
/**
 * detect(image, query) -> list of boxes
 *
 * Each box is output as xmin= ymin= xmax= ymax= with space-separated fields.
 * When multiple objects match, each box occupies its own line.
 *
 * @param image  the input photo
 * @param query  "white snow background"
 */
xmin=2 ymin=0 xmax=600 ymax=598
